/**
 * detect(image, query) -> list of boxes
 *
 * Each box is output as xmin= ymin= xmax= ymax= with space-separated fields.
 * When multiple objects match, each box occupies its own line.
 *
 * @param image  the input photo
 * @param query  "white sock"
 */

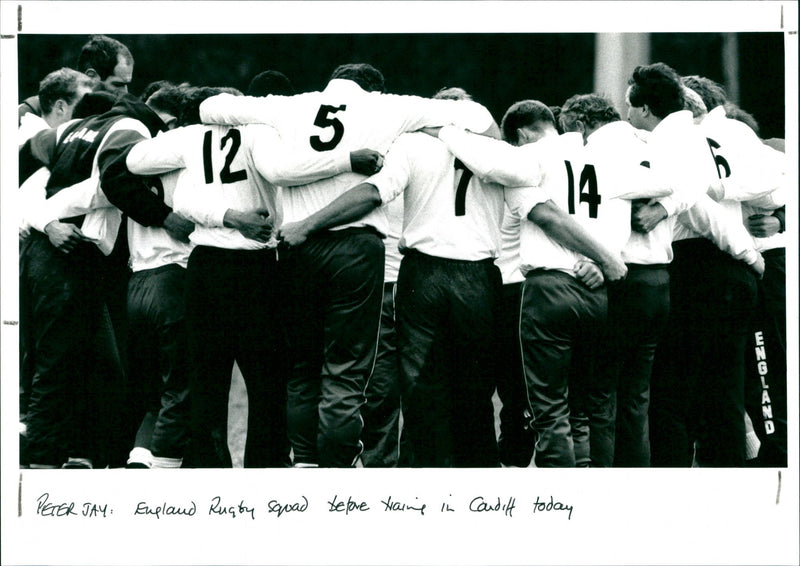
xmin=150 ymin=455 xmax=182 ymax=468
xmin=127 ymin=447 xmax=153 ymax=468
xmin=744 ymin=412 xmax=761 ymax=460
xmin=293 ymin=462 xmax=319 ymax=468
xmin=745 ymin=431 xmax=761 ymax=460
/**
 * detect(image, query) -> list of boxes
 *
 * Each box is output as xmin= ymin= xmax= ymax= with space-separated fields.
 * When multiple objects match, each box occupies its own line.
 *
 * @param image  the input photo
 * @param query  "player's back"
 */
xmin=199 ymin=83 xmax=494 ymax=228
xmin=127 ymin=170 xmax=194 ymax=272
xmin=391 ymin=132 xmax=504 ymax=261
xmin=128 ymin=123 xmax=279 ymax=250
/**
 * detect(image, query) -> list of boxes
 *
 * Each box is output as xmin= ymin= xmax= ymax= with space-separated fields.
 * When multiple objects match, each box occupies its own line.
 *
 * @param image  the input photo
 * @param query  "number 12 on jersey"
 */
xmin=202 ymin=129 xmax=248 ymax=184
xmin=564 ymin=160 xmax=601 ymax=218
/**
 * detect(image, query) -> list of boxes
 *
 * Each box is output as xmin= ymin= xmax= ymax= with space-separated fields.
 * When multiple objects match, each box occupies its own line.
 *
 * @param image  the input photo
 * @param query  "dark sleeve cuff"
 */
xmin=773 ymin=207 xmax=785 ymax=233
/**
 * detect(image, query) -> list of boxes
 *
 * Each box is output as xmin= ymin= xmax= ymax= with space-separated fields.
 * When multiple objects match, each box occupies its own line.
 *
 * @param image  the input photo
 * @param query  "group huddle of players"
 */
xmin=17 ymin=35 xmax=787 ymax=470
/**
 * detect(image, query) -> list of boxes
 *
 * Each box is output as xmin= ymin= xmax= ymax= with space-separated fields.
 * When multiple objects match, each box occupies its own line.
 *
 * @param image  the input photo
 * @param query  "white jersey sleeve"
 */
xmin=438 ymin=126 xmax=543 ymax=187
xmin=364 ymin=136 xmax=412 ymax=205
xmin=383 ymin=95 xmax=495 ymax=135
xmin=28 ymin=174 xmax=111 ymax=233
xmin=246 ymin=124 xmax=352 ymax=186
xmin=703 ymin=110 xmax=786 ymax=203
xmin=648 ymin=111 xmax=716 ymax=218
xmin=19 ymin=167 xmax=50 ymax=233
xmin=200 ymin=90 xmax=495 ymax=136
xmin=126 ymin=128 xmax=190 ymax=176
xmin=584 ymin=122 xmax=672 ymax=201
xmin=199 ymin=92 xmax=291 ymax=127
xmin=503 ymin=185 xmax=550 ymax=220
xmin=677 ymin=194 xmax=761 ymax=266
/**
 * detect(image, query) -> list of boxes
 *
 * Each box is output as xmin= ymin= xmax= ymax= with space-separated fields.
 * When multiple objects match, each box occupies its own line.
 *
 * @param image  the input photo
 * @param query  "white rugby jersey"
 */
xmin=701 ymin=106 xmax=785 ymax=203
xmin=676 ymin=194 xmax=762 ymax=267
xmin=699 ymin=106 xmax=786 ymax=252
xmin=584 ymin=121 xmax=673 ymax=265
xmin=126 ymin=123 xmax=352 ymax=250
xmin=495 ymin=203 xmax=524 ymax=285
xmin=127 ymin=169 xmax=193 ymax=271
xmin=19 ymin=112 xmax=49 ymax=147
xmin=439 ymin=128 xmax=636 ymax=275
xmin=645 ymin=111 xmax=721 ymax=242
xmin=383 ymin=195 xmax=404 ymax=283
xmin=366 ymin=132 xmax=504 ymax=261
xmin=199 ymin=79 xmax=495 ymax=235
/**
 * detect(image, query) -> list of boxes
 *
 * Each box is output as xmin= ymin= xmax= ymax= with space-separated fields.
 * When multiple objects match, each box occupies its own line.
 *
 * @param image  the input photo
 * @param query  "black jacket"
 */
xmin=19 ymin=93 xmax=171 ymax=228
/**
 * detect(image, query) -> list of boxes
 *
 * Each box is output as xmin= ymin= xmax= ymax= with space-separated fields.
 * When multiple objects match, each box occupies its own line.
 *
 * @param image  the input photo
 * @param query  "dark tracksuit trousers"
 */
xmin=360 ymin=282 xmax=402 ymax=467
xmin=126 ymin=264 xmax=190 ymax=460
xmin=184 ymin=246 xmax=289 ymax=468
xmin=396 ymin=250 xmax=501 ymax=468
xmin=495 ymin=281 xmax=536 ymax=467
xmin=650 ymin=238 xmax=758 ymax=467
xmin=520 ymin=270 xmax=614 ymax=468
xmin=745 ymin=248 xmax=786 ymax=467
xmin=20 ymin=233 xmax=122 ymax=466
xmin=606 ymin=264 xmax=671 ymax=467
xmin=283 ymin=228 xmax=384 ymax=468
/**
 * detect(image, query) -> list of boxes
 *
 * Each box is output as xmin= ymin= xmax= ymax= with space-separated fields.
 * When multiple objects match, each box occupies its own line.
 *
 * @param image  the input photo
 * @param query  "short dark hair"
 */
xmin=77 ymin=35 xmax=133 ymax=80
xmin=141 ymin=80 xmax=178 ymax=103
xmin=247 ymin=70 xmax=294 ymax=96
xmin=682 ymin=75 xmax=727 ymax=111
xmin=500 ymin=100 xmax=555 ymax=144
xmin=146 ymin=86 xmax=187 ymax=122
xmin=176 ymin=86 xmax=242 ymax=126
xmin=549 ymin=106 xmax=564 ymax=134
xmin=559 ymin=94 xmax=621 ymax=133
xmin=627 ymin=62 xmax=684 ymax=119
xmin=329 ymin=63 xmax=385 ymax=93
xmin=38 ymin=68 xmax=93 ymax=114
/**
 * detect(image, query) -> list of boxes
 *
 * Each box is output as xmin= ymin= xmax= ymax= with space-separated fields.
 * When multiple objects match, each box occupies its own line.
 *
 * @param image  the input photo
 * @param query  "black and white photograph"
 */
xmin=1 ymin=2 xmax=798 ymax=565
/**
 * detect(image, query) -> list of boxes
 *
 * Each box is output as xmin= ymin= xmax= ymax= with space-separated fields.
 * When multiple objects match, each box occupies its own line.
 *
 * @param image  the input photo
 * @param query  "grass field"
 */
xmin=226 ymin=363 xmax=507 ymax=468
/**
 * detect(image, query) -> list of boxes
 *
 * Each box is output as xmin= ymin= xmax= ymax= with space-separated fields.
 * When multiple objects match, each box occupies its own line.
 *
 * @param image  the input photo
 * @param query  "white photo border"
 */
xmin=2 ymin=2 xmax=798 ymax=565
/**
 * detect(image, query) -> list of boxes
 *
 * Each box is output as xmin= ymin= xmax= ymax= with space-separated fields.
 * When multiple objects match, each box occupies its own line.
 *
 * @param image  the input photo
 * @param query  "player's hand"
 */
xmin=573 ymin=260 xmax=604 ymax=290
xmin=746 ymin=214 xmax=781 ymax=239
xmin=599 ymin=254 xmax=627 ymax=282
xmin=631 ymin=201 xmax=667 ymax=234
xmin=277 ymin=221 xmax=312 ymax=247
xmin=44 ymin=220 xmax=91 ymax=253
xmin=224 ymin=208 xmax=272 ymax=243
xmin=350 ymin=149 xmax=384 ymax=176
xmin=419 ymin=126 xmax=442 ymax=138
xmin=163 ymin=212 xmax=195 ymax=243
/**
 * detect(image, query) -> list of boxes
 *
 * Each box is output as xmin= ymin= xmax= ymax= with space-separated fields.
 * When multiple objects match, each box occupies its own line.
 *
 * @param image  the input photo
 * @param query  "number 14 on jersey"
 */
xmin=564 ymin=160 xmax=601 ymax=218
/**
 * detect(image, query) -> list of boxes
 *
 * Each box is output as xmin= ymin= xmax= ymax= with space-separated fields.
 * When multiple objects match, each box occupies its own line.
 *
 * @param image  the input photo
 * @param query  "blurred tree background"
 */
xmin=18 ymin=32 xmax=785 ymax=139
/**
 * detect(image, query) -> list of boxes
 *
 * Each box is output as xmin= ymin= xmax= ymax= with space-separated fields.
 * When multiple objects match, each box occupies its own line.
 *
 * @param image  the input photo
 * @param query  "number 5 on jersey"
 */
xmin=310 ymin=104 xmax=347 ymax=151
